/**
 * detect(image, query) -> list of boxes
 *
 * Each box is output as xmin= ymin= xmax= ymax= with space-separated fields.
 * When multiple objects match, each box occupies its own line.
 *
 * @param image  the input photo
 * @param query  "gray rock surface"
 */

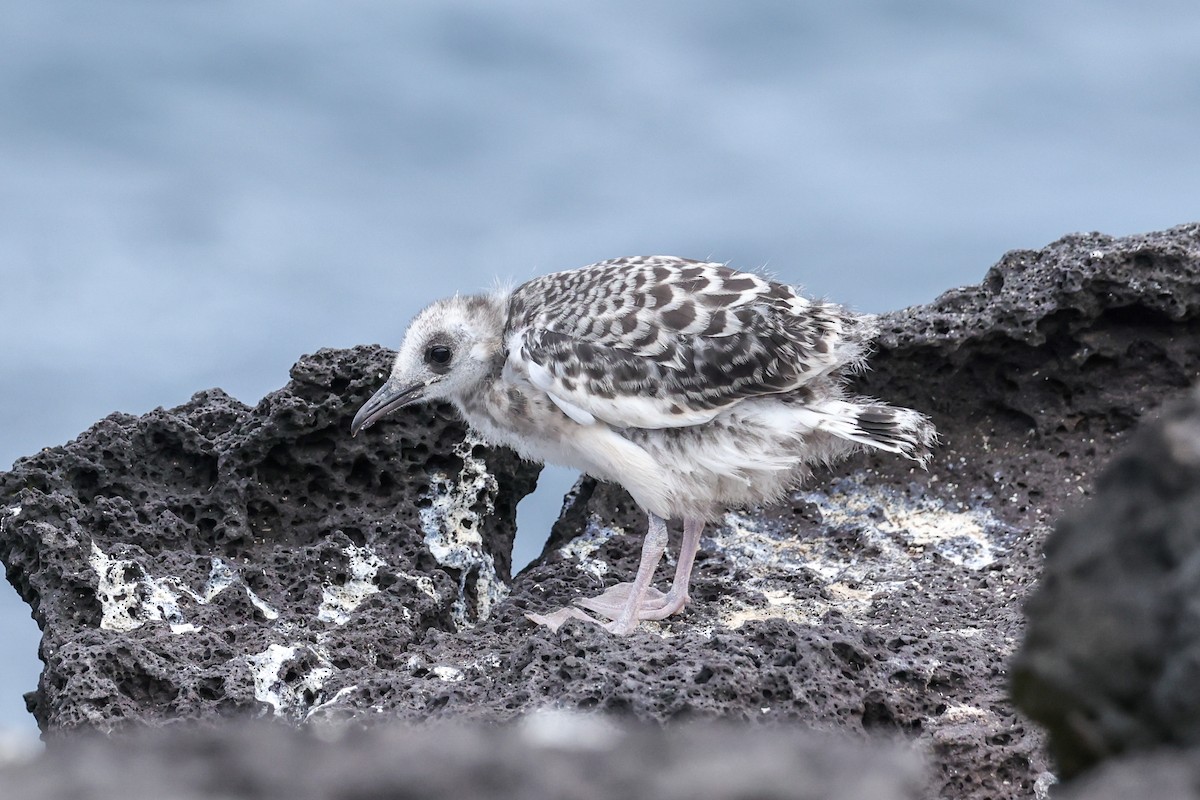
xmin=0 ymin=718 xmax=924 ymax=800
xmin=3 ymin=223 xmax=1200 ymax=799
xmin=1056 ymin=749 xmax=1200 ymax=800
xmin=0 ymin=346 xmax=540 ymax=732
xmin=1012 ymin=385 xmax=1200 ymax=778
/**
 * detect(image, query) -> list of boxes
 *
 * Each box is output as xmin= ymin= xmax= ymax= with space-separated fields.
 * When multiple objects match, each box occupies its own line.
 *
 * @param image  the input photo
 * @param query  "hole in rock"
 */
xmin=513 ymin=465 xmax=579 ymax=573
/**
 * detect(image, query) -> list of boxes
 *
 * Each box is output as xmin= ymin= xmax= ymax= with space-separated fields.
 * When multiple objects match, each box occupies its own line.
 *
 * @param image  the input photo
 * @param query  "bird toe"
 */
xmin=575 ymin=583 xmax=669 ymax=618
xmin=525 ymin=607 xmax=604 ymax=632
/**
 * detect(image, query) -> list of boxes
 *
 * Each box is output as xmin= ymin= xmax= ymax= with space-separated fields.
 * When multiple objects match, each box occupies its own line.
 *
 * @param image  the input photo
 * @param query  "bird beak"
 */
xmin=350 ymin=377 xmax=427 ymax=436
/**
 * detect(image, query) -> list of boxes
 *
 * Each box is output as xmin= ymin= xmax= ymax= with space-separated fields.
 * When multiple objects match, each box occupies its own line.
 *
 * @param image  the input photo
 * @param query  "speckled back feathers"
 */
xmin=505 ymin=256 xmax=875 ymax=429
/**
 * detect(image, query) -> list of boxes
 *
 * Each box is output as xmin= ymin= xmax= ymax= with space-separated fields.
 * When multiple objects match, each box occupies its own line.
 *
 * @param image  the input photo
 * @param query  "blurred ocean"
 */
xmin=2 ymin=0 xmax=1198 ymax=735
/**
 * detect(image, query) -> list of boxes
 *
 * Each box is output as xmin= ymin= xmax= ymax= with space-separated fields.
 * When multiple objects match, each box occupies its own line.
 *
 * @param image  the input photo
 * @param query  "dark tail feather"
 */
xmin=805 ymin=400 xmax=938 ymax=467
xmin=852 ymin=403 xmax=938 ymax=466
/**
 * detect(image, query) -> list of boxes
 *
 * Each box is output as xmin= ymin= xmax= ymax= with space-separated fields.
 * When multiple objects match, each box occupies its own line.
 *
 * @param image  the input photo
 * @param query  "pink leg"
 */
xmin=636 ymin=517 xmax=702 ymax=621
xmin=528 ymin=514 xmax=670 ymax=634
xmin=528 ymin=515 xmax=703 ymax=634
xmin=603 ymin=513 xmax=669 ymax=634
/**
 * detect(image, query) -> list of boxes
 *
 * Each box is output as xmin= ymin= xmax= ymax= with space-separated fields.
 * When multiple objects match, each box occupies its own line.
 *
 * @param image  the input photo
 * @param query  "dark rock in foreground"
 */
xmin=3 ymin=224 xmax=1200 ymax=799
xmin=1056 ymin=749 xmax=1200 ymax=800
xmin=1012 ymin=385 xmax=1200 ymax=778
xmin=0 ymin=719 xmax=923 ymax=800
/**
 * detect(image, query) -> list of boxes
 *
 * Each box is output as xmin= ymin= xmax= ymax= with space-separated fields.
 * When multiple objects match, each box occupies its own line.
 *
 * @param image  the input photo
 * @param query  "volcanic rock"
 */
xmin=3 ymin=224 xmax=1200 ymax=799
xmin=1012 ymin=385 xmax=1200 ymax=778
xmin=0 ymin=346 xmax=540 ymax=732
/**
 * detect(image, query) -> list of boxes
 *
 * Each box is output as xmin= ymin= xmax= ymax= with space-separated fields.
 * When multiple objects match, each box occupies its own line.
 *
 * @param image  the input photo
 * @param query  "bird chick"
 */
xmin=352 ymin=256 xmax=936 ymax=634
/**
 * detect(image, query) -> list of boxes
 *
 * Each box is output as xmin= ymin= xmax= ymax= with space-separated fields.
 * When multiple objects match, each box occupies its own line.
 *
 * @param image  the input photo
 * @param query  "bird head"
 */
xmin=351 ymin=294 xmax=505 ymax=435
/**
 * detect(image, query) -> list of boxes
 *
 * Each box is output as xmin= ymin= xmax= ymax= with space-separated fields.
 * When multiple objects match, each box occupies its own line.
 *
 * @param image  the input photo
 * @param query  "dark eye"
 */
xmin=425 ymin=344 xmax=453 ymax=367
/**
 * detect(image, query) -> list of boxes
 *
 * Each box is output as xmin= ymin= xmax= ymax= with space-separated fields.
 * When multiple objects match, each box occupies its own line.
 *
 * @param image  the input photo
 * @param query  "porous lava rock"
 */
xmin=0 ymin=346 xmax=540 ymax=733
xmin=501 ymin=224 xmax=1199 ymax=799
xmin=3 ymin=224 xmax=1200 ymax=800
xmin=1012 ymin=385 xmax=1200 ymax=779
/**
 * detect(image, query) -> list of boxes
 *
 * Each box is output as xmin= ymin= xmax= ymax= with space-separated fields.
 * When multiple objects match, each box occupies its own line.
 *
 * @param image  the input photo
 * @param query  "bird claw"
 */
xmin=528 ymin=585 xmax=670 ymax=633
xmin=527 ymin=587 xmax=692 ymax=634
xmin=525 ymin=606 xmax=641 ymax=635
xmin=573 ymin=582 xmax=669 ymax=617
xmin=525 ymin=607 xmax=605 ymax=632
xmin=575 ymin=583 xmax=691 ymax=621
xmin=528 ymin=515 xmax=698 ymax=635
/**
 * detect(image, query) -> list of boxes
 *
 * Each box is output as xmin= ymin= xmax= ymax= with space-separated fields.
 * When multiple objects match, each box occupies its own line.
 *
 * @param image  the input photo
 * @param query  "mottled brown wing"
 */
xmin=505 ymin=256 xmax=872 ymax=429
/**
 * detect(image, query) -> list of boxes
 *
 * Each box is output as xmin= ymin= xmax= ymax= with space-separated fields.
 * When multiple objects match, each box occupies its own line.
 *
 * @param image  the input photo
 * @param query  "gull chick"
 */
xmin=352 ymin=256 xmax=936 ymax=634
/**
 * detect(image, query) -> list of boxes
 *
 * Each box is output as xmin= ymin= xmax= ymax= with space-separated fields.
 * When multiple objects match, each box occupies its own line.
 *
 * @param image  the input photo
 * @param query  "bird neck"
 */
xmin=448 ymin=372 xmax=519 ymax=447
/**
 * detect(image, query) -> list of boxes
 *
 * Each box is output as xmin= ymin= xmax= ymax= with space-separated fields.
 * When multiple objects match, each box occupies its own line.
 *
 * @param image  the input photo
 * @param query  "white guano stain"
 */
xmin=318 ymin=544 xmax=385 ymax=625
xmin=431 ymin=666 xmax=465 ymax=682
xmin=557 ymin=515 xmax=623 ymax=580
xmin=246 ymin=588 xmax=280 ymax=621
xmin=246 ymin=644 xmax=300 ymax=714
xmin=90 ymin=543 xmax=214 ymax=633
xmin=714 ymin=473 xmax=1016 ymax=630
xmin=395 ymin=569 xmax=439 ymax=602
xmin=306 ymin=685 xmax=358 ymax=720
xmin=88 ymin=545 xmax=279 ymax=633
xmin=802 ymin=474 xmax=1005 ymax=570
xmin=419 ymin=432 xmax=510 ymax=629
xmin=201 ymin=558 xmax=237 ymax=602
xmin=940 ymin=704 xmax=990 ymax=723
xmin=245 ymin=643 xmax=347 ymax=719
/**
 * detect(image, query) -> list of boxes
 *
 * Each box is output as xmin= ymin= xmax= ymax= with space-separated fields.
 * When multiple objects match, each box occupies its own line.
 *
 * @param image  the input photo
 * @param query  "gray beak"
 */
xmin=350 ymin=378 xmax=427 ymax=436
